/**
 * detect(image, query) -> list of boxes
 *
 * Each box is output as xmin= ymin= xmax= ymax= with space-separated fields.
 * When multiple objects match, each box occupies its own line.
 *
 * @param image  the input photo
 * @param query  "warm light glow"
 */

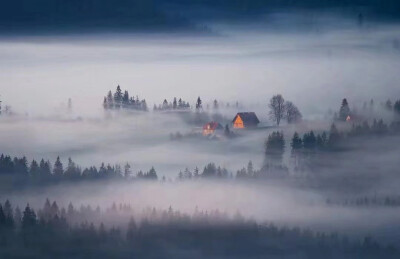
xmin=346 ymin=115 xmax=351 ymax=122
xmin=233 ymin=115 xmax=244 ymax=128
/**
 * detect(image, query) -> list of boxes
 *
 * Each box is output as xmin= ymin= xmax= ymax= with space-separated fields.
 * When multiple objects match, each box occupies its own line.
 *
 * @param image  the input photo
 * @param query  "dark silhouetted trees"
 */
xmin=339 ymin=98 xmax=351 ymax=121
xmin=269 ymin=94 xmax=285 ymax=126
xmin=394 ymin=100 xmax=400 ymax=117
xmin=103 ymin=85 xmax=148 ymax=111
xmin=285 ymin=101 xmax=302 ymax=123
xmin=265 ymin=131 xmax=285 ymax=161
xmin=0 ymin=199 xmax=397 ymax=259
xmin=154 ymin=97 xmax=190 ymax=111
xmin=195 ymin=96 xmax=202 ymax=111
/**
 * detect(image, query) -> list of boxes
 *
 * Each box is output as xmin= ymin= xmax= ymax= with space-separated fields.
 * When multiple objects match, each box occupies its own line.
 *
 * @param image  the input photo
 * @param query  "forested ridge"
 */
xmin=0 ymin=199 xmax=397 ymax=259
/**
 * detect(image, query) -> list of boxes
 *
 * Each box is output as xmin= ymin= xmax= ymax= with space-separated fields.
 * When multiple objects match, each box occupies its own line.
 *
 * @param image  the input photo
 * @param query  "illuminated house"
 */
xmin=203 ymin=121 xmax=223 ymax=136
xmin=232 ymin=112 xmax=260 ymax=129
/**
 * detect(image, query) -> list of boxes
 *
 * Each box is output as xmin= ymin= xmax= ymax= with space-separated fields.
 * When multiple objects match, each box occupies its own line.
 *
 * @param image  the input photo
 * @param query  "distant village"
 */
xmin=100 ymin=85 xmax=400 ymax=142
xmin=102 ymin=85 xmax=304 ymax=140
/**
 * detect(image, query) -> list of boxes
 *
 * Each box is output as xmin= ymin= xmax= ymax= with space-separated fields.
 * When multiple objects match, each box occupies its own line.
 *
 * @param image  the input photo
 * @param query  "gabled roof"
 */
xmin=203 ymin=121 xmax=223 ymax=130
xmin=232 ymin=112 xmax=260 ymax=125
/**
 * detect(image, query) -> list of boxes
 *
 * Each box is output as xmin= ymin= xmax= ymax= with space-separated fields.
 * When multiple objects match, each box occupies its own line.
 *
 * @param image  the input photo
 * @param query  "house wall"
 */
xmin=233 ymin=115 xmax=244 ymax=128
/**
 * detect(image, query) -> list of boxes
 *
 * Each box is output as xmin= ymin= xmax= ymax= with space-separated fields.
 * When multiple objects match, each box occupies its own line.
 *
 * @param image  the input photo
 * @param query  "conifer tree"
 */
xmin=247 ymin=161 xmax=254 ymax=177
xmin=3 ymin=200 xmax=14 ymax=227
xmin=265 ymin=131 xmax=285 ymax=160
xmin=122 ymin=90 xmax=130 ymax=107
xmin=114 ymin=85 xmax=123 ymax=108
xmin=29 ymin=160 xmax=40 ymax=179
xmin=291 ymin=132 xmax=302 ymax=150
xmin=194 ymin=167 xmax=199 ymax=178
xmin=126 ymin=216 xmax=137 ymax=241
xmin=103 ymin=97 xmax=108 ymax=109
xmin=22 ymin=204 xmax=37 ymax=229
xmin=303 ymin=131 xmax=317 ymax=150
xmin=173 ymin=97 xmax=177 ymax=109
xmin=124 ymin=163 xmax=131 ymax=178
xmin=53 ymin=156 xmax=64 ymax=178
xmin=213 ymin=99 xmax=219 ymax=110
xmin=0 ymin=205 xmax=5 ymax=226
xmin=39 ymin=159 xmax=51 ymax=179
xmin=394 ymin=100 xmax=400 ymax=116
xmin=107 ymin=90 xmax=114 ymax=109
xmin=328 ymin=123 xmax=341 ymax=149
xmin=339 ymin=98 xmax=351 ymax=121
xmin=385 ymin=99 xmax=393 ymax=111
xmin=195 ymin=97 xmax=202 ymax=111
xmin=14 ymin=206 xmax=22 ymax=227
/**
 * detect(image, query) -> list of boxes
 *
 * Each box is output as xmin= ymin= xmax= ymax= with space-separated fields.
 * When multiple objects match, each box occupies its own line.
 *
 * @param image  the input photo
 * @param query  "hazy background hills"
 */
xmin=1 ymin=0 xmax=400 ymax=34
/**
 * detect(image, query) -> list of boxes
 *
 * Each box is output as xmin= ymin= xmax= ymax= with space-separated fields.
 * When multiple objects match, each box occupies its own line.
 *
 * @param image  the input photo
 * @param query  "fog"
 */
xmin=1 ymin=11 xmax=400 ymax=256
xmin=1 ymin=16 xmax=400 ymax=117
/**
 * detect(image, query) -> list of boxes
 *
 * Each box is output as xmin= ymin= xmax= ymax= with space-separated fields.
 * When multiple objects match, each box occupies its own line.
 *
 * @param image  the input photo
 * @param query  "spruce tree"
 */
xmin=213 ymin=99 xmax=219 ymax=110
xmin=265 ymin=131 xmax=285 ymax=161
xmin=3 ymin=200 xmax=14 ymax=227
xmin=29 ymin=160 xmax=40 ymax=179
xmin=107 ymin=90 xmax=114 ymax=109
xmin=122 ymin=90 xmax=130 ymax=107
xmin=291 ymin=132 xmax=302 ymax=150
xmin=195 ymin=97 xmax=202 ymax=111
xmin=328 ymin=123 xmax=341 ymax=149
xmin=394 ymin=100 xmax=400 ymax=116
xmin=247 ymin=161 xmax=254 ymax=177
xmin=173 ymin=97 xmax=177 ymax=109
xmin=114 ymin=85 xmax=123 ymax=108
xmin=103 ymin=97 xmax=108 ymax=109
xmin=339 ymin=98 xmax=351 ymax=121
xmin=22 ymin=204 xmax=37 ymax=229
xmin=53 ymin=156 xmax=64 ymax=178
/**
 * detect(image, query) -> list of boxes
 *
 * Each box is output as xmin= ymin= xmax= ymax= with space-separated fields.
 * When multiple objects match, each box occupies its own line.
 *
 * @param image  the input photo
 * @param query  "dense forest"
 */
xmin=0 ymin=199 xmax=398 ymax=259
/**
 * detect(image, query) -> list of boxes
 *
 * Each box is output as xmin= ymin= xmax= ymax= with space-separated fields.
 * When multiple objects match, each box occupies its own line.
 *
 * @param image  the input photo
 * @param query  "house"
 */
xmin=232 ymin=112 xmax=260 ymax=129
xmin=203 ymin=121 xmax=223 ymax=136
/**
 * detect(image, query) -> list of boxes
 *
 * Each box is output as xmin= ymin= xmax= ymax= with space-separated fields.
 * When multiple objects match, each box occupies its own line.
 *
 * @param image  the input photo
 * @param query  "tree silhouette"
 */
xmin=265 ymin=131 xmax=285 ymax=161
xmin=339 ymin=98 xmax=351 ymax=121
xmin=285 ymin=101 xmax=302 ymax=123
xmin=196 ymin=96 xmax=202 ymax=111
xmin=53 ymin=156 xmax=64 ymax=178
xmin=269 ymin=94 xmax=285 ymax=126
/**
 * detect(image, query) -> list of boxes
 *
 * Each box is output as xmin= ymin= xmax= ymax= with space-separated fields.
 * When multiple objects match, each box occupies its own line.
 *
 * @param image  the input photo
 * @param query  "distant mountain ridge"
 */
xmin=1 ymin=0 xmax=399 ymax=34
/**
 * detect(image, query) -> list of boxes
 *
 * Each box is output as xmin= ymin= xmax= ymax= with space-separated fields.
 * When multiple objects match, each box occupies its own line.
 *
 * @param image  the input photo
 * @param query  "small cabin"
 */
xmin=203 ymin=121 xmax=223 ymax=136
xmin=232 ymin=112 xmax=260 ymax=129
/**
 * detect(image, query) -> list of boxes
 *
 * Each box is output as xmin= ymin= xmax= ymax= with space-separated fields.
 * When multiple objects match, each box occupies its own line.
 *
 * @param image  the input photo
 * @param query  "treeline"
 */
xmin=153 ymin=97 xmax=190 ymax=111
xmin=177 ymin=163 xmax=230 ymax=180
xmin=261 ymin=119 xmax=400 ymax=160
xmin=175 ymin=161 xmax=288 ymax=180
xmin=103 ymin=85 xmax=148 ymax=111
xmin=0 ymin=155 xmax=157 ymax=188
xmin=332 ymin=98 xmax=400 ymax=122
xmin=0 ymin=199 xmax=397 ymax=259
xmin=327 ymin=196 xmax=400 ymax=208
xmin=290 ymin=119 xmax=400 ymax=154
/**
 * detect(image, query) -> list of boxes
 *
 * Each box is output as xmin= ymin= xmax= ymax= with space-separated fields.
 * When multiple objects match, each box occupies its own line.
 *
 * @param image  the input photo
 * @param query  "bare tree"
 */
xmin=269 ymin=94 xmax=285 ymax=126
xmin=285 ymin=101 xmax=302 ymax=123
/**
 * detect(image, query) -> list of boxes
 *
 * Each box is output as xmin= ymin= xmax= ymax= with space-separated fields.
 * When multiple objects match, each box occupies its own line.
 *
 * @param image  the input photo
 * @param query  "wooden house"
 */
xmin=232 ymin=112 xmax=260 ymax=129
xmin=203 ymin=121 xmax=223 ymax=136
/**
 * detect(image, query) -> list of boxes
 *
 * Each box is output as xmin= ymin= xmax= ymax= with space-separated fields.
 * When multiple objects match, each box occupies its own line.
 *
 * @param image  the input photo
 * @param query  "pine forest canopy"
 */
xmin=103 ymin=85 xmax=148 ymax=111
